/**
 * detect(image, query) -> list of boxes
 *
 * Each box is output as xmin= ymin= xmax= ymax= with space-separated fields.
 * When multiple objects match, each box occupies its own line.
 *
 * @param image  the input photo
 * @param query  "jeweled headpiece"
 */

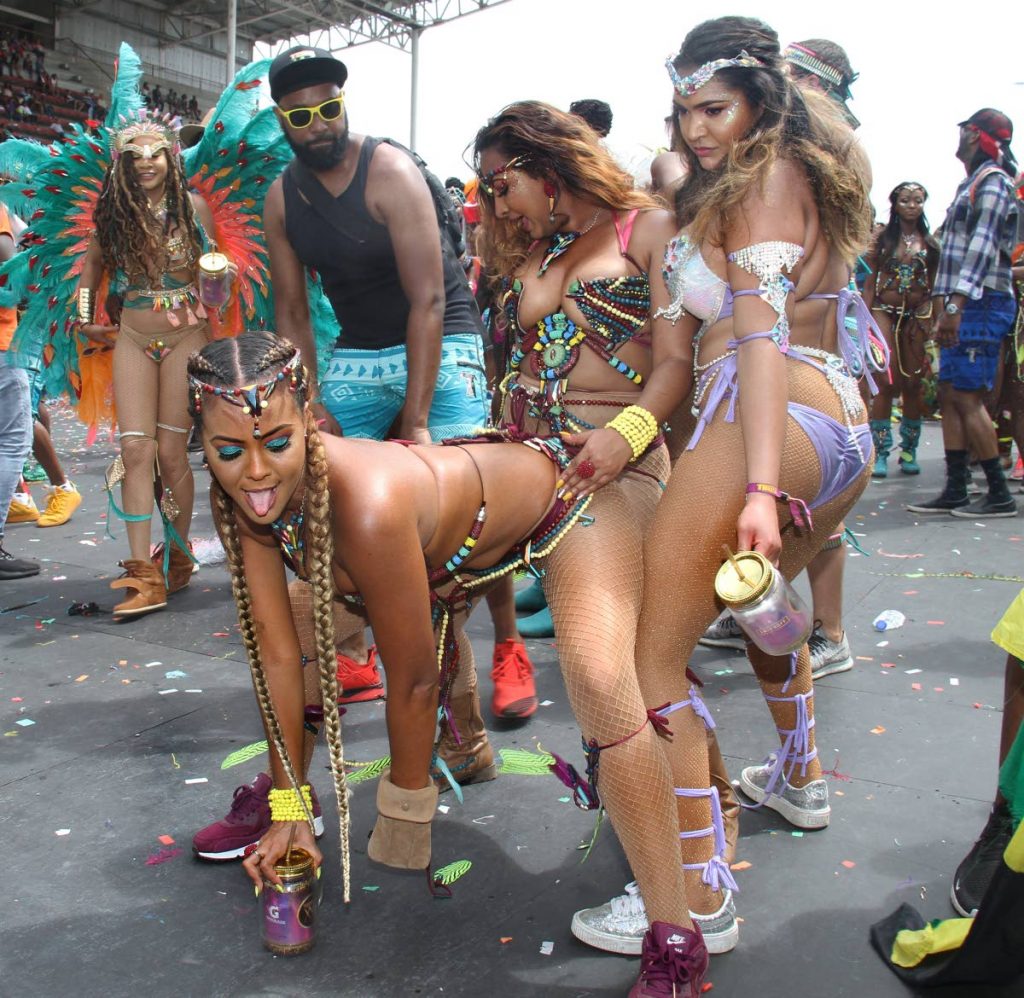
xmin=110 ymin=108 xmax=181 ymax=160
xmin=666 ymin=50 xmax=765 ymax=97
xmin=189 ymin=350 xmax=303 ymax=438
xmin=783 ymin=43 xmax=855 ymax=95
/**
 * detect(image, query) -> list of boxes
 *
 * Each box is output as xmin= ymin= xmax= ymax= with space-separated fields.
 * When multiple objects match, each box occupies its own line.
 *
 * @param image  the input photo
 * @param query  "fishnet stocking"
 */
xmin=540 ymin=445 xmax=692 ymax=926
xmin=637 ymin=361 xmax=871 ymax=912
xmin=155 ymin=322 xmax=207 ymax=545
xmin=112 ymin=320 xmax=207 ymax=558
xmin=113 ymin=334 xmax=159 ymax=559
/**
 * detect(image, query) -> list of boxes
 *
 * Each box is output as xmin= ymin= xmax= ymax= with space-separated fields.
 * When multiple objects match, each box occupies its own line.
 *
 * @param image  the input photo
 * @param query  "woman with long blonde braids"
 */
xmin=187 ymin=331 xmax=597 ymax=896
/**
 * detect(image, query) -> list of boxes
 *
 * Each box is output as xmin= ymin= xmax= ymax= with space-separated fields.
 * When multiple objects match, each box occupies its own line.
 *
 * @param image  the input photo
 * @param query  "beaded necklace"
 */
xmin=536 ymin=208 xmax=603 ymax=277
xmin=270 ymin=497 xmax=306 ymax=574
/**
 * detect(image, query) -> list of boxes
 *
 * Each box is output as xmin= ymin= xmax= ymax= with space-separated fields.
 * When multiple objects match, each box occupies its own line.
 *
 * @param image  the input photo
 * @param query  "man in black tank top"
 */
xmin=258 ymin=48 xmax=539 ymax=771
xmin=263 ymin=47 xmax=485 ymax=446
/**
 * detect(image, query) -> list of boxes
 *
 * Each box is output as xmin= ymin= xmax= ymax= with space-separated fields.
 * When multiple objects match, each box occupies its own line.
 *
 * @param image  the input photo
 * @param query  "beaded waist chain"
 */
xmin=126 ymin=281 xmax=207 ymax=327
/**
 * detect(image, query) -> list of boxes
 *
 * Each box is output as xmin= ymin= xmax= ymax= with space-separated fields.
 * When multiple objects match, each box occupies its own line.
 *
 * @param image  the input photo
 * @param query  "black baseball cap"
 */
xmin=269 ymin=46 xmax=348 ymax=103
xmin=958 ymin=108 xmax=1013 ymax=143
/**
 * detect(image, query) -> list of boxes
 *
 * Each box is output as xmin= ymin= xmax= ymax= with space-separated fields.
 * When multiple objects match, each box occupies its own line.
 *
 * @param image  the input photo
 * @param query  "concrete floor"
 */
xmin=2 ymin=406 xmax=1022 ymax=997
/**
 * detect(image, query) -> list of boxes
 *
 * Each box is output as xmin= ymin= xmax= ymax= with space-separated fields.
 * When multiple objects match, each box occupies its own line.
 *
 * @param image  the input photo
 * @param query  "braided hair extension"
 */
xmin=210 ymin=476 xmax=315 ymax=836
xmin=188 ymin=333 xmax=354 ymax=896
xmin=94 ymin=143 xmax=202 ymax=284
xmin=302 ymin=407 xmax=351 ymax=902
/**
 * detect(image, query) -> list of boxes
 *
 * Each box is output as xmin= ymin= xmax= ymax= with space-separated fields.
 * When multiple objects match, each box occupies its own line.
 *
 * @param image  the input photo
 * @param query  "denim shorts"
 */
xmin=939 ymin=291 xmax=1016 ymax=392
xmin=320 ymin=332 xmax=488 ymax=441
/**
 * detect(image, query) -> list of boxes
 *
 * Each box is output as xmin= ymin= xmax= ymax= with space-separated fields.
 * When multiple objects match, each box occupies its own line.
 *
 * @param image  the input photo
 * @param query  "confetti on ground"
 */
xmin=165 ymin=670 xmax=187 ymax=679
xmin=361 ymin=885 xmax=380 ymax=892
xmin=841 ymin=860 xmax=856 ymax=869
xmin=158 ymin=689 xmax=178 ymax=695
xmin=55 ymin=828 xmax=71 ymax=836
xmin=184 ymin=689 xmax=203 ymax=693
xmin=540 ymin=699 xmax=554 ymax=707
xmin=903 ymin=590 xmax=919 ymax=595
xmin=171 ymin=754 xmax=180 ymax=770
xmin=212 ymin=632 xmax=230 ymax=638
xmin=158 ymin=835 xmax=175 ymax=846
xmin=221 ymin=740 xmax=268 ymax=770
xmin=539 ymin=941 xmax=554 ymax=956
xmin=432 ymin=860 xmax=472 ymax=886
xmin=184 ymin=777 xmax=208 ymax=785
xmin=927 ymin=620 xmax=945 ymax=626
xmin=730 ymin=860 xmax=752 ymax=871
xmin=905 ymin=668 xmax=922 ymax=675
xmin=472 ymin=815 xmax=495 ymax=825
xmin=75 ymin=675 xmax=88 ymax=682
xmin=791 ymin=831 xmax=804 ymax=838
xmin=870 ymin=726 xmax=886 ymax=735
xmin=500 ymin=937 xmax=513 ymax=945
xmin=145 ymin=847 xmax=182 ymax=866
xmin=934 ymin=687 xmax=944 ymax=693
xmin=437 ymin=804 xmax=450 ymax=815
xmin=144 ymin=661 xmax=162 ymax=668
xmin=881 ymin=663 xmax=896 ymax=669
xmin=498 ymin=747 xmax=554 ymax=776
xmin=345 ymin=755 xmax=390 ymax=784
xmin=911 ymin=683 xmax=922 ymax=691
xmin=877 ymin=549 xmax=924 ymax=559
xmin=856 ymin=656 xmax=874 ymax=662
xmin=950 ymin=678 xmax=960 ymax=686
xmin=15 ymin=718 xmax=35 ymax=727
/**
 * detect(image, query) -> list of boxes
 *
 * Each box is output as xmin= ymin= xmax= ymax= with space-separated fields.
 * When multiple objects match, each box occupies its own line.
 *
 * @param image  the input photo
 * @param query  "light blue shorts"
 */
xmin=320 ymin=332 xmax=488 ymax=441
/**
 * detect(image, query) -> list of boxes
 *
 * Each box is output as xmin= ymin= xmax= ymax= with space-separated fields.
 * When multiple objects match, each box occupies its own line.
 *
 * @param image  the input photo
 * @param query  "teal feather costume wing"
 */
xmin=182 ymin=58 xmax=337 ymax=375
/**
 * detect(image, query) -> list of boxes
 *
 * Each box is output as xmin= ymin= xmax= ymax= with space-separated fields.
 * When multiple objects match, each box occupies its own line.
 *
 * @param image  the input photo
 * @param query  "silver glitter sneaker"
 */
xmin=739 ymin=764 xmax=830 ymax=829
xmin=571 ymin=882 xmax=738 ymax=955
xmin=698 ymin=612 xmax=747 ymax=651
xmin=808 ymin=626 xmax=854 ymax=680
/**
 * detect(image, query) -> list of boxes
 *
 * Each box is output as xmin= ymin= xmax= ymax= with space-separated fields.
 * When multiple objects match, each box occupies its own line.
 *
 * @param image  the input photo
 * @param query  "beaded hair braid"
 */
xmin=189 ymin=334 xmax=351 ymax=901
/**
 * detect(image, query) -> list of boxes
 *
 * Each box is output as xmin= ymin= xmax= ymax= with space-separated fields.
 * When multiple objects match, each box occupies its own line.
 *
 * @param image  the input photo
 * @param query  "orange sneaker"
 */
xmin=336 ymin=645 xmax=386 ymax=704
xmin=490 ymin=639 xmax=537 ymax=719
xmin=7 ymin=493 xmax=39 ymax=524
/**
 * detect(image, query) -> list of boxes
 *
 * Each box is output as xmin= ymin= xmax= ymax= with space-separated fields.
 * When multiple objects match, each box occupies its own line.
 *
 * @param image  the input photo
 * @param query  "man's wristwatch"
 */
xmin=944 ymin=299 xmax=961 ymax=316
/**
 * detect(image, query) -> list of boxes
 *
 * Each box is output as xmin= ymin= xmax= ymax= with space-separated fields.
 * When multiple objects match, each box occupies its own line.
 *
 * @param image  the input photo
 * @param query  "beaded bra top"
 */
xmin=877 ymin=248 xmax=930 ymax=296
xmin=658 ymin=233 xmax=734 ymax=332
xmin=499 ymin=210 xmax=651 ymax=391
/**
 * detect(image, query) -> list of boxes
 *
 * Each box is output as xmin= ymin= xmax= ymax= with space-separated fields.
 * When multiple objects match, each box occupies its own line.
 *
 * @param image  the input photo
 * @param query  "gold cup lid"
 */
xmin=198 ymin=250 xmax=228 ymax=275
xmin=714 ymin=551 xmax=773 ymax=607
xmin=273 ymin=846 xmax=315 ymax=878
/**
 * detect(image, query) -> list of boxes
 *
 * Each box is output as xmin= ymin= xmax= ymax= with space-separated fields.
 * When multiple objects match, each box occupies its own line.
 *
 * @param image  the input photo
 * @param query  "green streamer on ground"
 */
xmin=220 ymin=740 xmax=267 ymax=770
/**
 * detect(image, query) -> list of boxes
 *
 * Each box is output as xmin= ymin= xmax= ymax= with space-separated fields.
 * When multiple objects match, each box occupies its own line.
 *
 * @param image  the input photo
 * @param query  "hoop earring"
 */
xmin=544 ymin=180 xmax=557 ymax=223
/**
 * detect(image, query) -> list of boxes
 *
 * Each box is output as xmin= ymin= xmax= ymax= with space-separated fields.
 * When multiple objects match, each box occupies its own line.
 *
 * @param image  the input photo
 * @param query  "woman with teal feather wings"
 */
xmin=0 ymin=43 xmax=336 ymax=618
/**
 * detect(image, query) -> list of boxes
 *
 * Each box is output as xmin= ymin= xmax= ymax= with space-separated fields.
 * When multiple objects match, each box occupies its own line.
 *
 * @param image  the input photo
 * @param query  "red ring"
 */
xmin=577 ymin=459 xmax=596 ymax=480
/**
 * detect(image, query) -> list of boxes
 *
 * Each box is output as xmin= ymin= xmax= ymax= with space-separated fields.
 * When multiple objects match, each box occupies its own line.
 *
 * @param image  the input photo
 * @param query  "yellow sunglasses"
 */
xmin=278 ymin=94 xmax=345 ymax=130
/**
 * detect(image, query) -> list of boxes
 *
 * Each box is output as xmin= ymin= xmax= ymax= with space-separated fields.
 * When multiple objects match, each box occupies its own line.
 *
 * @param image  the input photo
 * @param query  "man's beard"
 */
xmin=286 ymin=127 xmax=349 ymax=172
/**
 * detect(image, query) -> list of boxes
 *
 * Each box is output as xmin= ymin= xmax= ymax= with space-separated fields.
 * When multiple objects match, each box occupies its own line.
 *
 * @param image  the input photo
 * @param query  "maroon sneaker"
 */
xmin=192 ymin=773 xmax=325 ymax=861
xmin=628 ymin=921 xmax=709 ymax=998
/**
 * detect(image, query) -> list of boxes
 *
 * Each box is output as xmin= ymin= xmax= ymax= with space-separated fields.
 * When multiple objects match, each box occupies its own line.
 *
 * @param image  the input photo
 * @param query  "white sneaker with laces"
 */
xmin=808 ymin=625 xmax=853 ymax=680
xmin=571 ymin=881 xmax=738 ymax=955
xmin=698 ymin=612 xmax=747 ymax=652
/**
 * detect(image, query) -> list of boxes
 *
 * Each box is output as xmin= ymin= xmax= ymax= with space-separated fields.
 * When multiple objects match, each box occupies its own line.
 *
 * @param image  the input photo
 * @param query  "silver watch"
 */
xmin=944 ymin=300 xmax=961 ymax=316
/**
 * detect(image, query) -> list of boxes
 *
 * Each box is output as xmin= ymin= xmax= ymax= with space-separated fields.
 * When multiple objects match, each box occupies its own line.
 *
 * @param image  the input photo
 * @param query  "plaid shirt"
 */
xmin=934 ymin=160 xmax=1019 ymax=300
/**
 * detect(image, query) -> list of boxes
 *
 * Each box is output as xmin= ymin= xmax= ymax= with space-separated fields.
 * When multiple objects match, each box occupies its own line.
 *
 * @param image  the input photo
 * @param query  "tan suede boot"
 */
xmin=708 ymin=729 xmax=740 ymax=865
xmin=151 ymin=542 xmax=197 ymax=594
xmin=110 ymin=559 xmax=168 ymax=618
xmin=432 ymin=691 xmax=498 ymax=791
xmin=367 ymin=770 xmax=437 ymax=869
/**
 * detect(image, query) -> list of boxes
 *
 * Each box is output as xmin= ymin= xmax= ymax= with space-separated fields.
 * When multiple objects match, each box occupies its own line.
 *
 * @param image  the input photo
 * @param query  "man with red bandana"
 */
xmin=908 ymin=109 xmax=1020 ymax=519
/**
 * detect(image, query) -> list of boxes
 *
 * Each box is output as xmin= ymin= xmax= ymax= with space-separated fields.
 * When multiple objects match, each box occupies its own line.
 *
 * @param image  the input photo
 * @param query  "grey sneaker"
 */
xmin=570 ymin=882 xmax=738 ymax=955
xmin=808 ymin=626 xmax=853 ymax=680
xmin=698 ymin=612 xmax=747 ymax=651
xmin=738 ymin=764 xmax=830 ymax=829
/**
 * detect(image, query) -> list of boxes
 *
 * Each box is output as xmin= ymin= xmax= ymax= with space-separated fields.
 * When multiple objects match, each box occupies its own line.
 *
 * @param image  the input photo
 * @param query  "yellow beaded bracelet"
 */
xmin=268 ymin=784 xmax=314 ymax=822
xmin=606 ymin=405 xmax=659 ymax=461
